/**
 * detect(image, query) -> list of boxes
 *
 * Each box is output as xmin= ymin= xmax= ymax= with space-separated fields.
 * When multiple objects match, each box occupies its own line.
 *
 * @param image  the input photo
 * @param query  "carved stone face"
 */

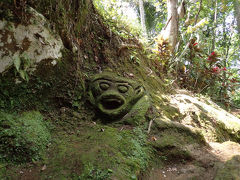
xmin=88 ymin=73 xmax=145 ymax=119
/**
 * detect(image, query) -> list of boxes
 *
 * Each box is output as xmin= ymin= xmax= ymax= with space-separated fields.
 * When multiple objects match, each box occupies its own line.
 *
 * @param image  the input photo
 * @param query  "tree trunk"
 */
xmin=234 ymin=0 xmax=240 ymax=41
xmin=211 ymin=0 xmax=218 ymax=52
xmin=164 ymin=0 xmax=178 ymax=52
xmin=222 ymin=15 xmax=227 ymax=103
xmin=139 ymin=0 xmax=147 ymax=37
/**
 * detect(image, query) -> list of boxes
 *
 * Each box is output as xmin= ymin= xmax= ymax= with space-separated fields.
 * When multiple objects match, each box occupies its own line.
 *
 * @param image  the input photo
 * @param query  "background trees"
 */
xmin=94 ymin=0 xmax=240 ymax=109
xmin=234 ymin=0 xmax=240 ymax=37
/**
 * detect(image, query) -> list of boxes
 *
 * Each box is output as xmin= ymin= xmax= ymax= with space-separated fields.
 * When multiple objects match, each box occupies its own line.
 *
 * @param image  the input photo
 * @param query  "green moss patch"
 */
xmin=0 ymin=111 xmax=51 ymax=163
xmin=27 ymin=124 xmax=153 ymax=179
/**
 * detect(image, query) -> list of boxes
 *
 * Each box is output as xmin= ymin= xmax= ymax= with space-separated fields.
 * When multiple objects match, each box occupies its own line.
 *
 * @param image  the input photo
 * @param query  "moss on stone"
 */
xmin=214 ymin=155 xmax=240 ymax=180
xmin=122 ymin=94 xmax=150 ymax=125
xmin=149 ymin=118 xmax=206 ymax=162
xmin=192 ymin=112 xmax=240 ymax=143
xmin=88 ymin=72 xmax=150 ymax=125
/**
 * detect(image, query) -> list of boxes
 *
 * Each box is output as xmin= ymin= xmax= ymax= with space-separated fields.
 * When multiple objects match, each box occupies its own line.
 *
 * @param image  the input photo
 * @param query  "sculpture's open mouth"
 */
xmin=101 ymin=96 xmax=124 ymax=110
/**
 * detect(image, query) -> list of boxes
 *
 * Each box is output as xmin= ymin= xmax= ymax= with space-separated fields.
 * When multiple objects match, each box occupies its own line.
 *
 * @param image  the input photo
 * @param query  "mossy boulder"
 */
xmin=149 ymin=118 xmax=206 ymax=162
xmin=0 ymin=111 xmax=51 ymax=163
xmin=168 ymin=92 xmax=240 ymax=142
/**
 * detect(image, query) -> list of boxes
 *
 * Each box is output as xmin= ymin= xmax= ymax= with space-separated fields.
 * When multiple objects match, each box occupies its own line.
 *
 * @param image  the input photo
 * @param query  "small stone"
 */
xmin=129 ymin=73 xmax=134 ymax=77
xmin=51 ymin=60 xmax=57 ymax=66
xmin=41 ymin=165 xmax=47 ymax=171
xmin=172 ymin=167 xmax=177 ymax=171
xmin=60 ymin=107 xmax=66 ymax=113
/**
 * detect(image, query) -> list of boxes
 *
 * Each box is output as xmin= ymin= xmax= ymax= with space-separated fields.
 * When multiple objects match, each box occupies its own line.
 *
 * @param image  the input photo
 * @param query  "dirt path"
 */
xmin=231 ymin=108 xmax=240 ymax=117
xmin=142 ymin=141 xmax=240 ymax=180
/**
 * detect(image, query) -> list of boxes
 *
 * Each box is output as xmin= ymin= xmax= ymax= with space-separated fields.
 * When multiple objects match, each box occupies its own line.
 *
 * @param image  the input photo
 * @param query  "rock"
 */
xmin=169 ymin=92 xmax=240 ymax=142
xmin=0 ymin=7 xmax=63 ymax=73
xmin=215 ymin=155 xmax=240 ymax=179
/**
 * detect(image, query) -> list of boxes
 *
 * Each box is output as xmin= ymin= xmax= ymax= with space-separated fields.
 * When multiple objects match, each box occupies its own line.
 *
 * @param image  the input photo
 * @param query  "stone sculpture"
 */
xmin=88 ymin=73 xmax=146 ymax=120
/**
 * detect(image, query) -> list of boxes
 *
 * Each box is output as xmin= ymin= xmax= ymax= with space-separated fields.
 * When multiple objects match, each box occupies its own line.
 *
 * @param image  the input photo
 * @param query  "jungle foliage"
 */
xmin=94 ymin=0 xmax=240 ymax=109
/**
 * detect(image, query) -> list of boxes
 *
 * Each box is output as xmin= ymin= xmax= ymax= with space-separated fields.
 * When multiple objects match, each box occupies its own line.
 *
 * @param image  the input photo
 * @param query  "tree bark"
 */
xmin=234 ymin=0 xmax=240 ymax=41
xmin=139 ymin=0 xmax=147 ymax=37
xmin=211 ymin=0 xmax=218 ymax=52
xmin=164 ymin=0 xmax=178 ymax=52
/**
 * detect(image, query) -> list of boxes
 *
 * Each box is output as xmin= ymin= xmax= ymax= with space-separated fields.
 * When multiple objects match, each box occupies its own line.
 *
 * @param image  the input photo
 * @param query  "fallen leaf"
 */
xmin=151 ymin=136 xmax=157 ymax=141
xmin=94 ymin=56 xmax=99 ymax=62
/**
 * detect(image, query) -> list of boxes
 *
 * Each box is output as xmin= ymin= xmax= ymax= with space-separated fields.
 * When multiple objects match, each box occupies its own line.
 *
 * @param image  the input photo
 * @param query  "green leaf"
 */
xmin=13 ymin=56 xmax=21 ymax=72
xmin=19 ymin=70 xmax=29 ymax=81
xmin=130 ymin=55 xmax=135 ymax=60
xmin=107 ymin=169 xmax=113 ymax=173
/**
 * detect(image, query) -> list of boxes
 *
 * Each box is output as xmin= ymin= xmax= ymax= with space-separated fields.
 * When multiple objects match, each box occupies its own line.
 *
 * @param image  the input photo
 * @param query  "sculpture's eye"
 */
xmin=135 ymin=86 xmax=143 ymax=95
xmin=118 ymin=85 xmax=128 ymax=93
xmin=99 ymin=82 xmax=110 ymax=91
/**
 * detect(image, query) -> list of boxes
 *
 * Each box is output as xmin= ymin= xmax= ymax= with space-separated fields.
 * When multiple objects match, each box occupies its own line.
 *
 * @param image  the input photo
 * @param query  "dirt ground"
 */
xmin=142 ymin=141 xmax=240 ymax=180
xmin=231 ymin=109 xmax=240 ymax=117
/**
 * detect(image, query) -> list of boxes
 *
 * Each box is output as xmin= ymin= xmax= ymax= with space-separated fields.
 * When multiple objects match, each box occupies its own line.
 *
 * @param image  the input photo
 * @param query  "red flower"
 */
xmin=212 ymin=66 xmax=220 ymax=73
xmin=211 ymin=51 xmax=215 ymax=56
xmin=193 ymin=43 xmax=198 ymax=46
xmin=222 ymin=67 xmax=227 ymax=71
xmin=207 ymin=52 xmax=218 ymax=63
